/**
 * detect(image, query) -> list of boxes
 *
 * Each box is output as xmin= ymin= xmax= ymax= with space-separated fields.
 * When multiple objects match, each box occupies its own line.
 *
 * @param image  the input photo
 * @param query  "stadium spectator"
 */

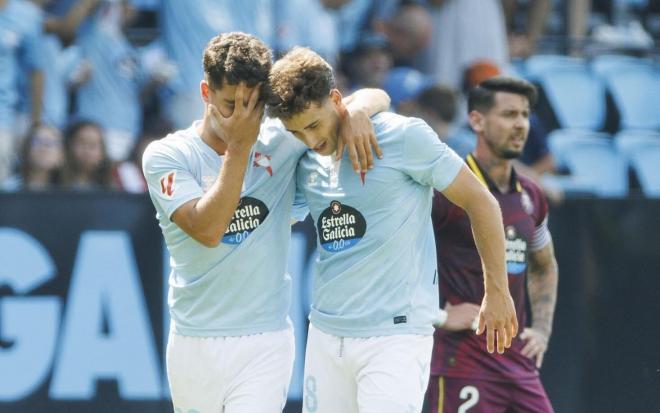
xmin=73 ymin=0 xmax=173 ymax=162
xmin=376 ymin=2 xmax=433 ymax=65
xmin=21 ymin=0 xmax=98 ymax=130
xmin=416 ymin=0 xmax=509 ymax=89
xmin=62 ymin=120 xmax=114 ymax=190
xmin=267 ymin=47 xmax=518 ymax=413
xmin=502 ymin=0 xmax=552 ymax=58
xmin=2 ymin=124 xmax=64 ymax=191
xmin=342 ymin=34 xmax=393 ymax=91
xmin=159 ymin=0 xmax=275 ymax=129
xmin=426 ymin=76 xmax=559 ymax=413
xmin=0 ymin=0 xmax=45 ymax=181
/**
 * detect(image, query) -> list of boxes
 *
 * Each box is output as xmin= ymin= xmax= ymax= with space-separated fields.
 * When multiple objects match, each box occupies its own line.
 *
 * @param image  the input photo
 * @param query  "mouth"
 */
xmin=313 ymin=140 xmax=327 ymax=153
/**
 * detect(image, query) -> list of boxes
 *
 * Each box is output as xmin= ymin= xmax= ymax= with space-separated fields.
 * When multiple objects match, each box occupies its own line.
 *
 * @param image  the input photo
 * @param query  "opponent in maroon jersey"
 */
xmin=426 ymin=77 xmax=559 ymax=413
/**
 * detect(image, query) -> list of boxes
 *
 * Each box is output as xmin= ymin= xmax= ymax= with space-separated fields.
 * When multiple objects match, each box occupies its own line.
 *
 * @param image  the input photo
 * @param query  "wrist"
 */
xmin=433 ymin=309 xmax=448 ymax=328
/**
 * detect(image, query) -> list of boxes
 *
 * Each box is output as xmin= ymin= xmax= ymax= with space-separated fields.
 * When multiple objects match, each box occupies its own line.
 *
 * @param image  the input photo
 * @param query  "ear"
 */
xmin=330 ymin=89 xmax=345 ymax=114
xmin=200 ymin=80 xmax=210 ymax=103
xmin=468 ymin=110 xmax=485 ymax=134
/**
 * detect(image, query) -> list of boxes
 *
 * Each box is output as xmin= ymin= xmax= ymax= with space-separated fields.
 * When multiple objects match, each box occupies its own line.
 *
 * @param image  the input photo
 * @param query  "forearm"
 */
xmin=344 ymin=88 xmax=391 ymax=116
xmin=527 ymin=255 xmax=558 ymax=336
xmin=465 ymin=195 xmax=509 ymax=294
xmin=30 ymin=71 xmax=44 ymax=125
xmin=188 ymin=148 xmax=251 ymax=246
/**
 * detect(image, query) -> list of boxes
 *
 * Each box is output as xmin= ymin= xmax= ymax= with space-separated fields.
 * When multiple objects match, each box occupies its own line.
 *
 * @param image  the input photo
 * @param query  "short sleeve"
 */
xmin=400 ymin=117 xmax=464 ymax=191
xmin=142 ymin=141 xmax=204 ymax=220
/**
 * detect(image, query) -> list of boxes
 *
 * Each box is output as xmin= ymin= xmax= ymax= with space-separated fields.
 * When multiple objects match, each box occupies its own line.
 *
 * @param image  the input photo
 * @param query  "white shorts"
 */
xmin=166 ymin=326 xmax=295 ymax=413
xmin=303 ymin=324 xmax=433 ymax=413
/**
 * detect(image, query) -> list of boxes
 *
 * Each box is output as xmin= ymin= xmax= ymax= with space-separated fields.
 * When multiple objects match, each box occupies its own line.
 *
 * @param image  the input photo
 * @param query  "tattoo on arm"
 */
xmin=527 ymin=241 xmax=559 ymax=337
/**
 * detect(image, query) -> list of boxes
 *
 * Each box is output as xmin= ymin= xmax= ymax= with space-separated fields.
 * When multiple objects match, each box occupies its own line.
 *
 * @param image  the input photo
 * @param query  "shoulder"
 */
xmin=517 ymin=172 xmax=549 ymax=221
xmin=372 ymin=112 xmax=436 ymax=144
xmin=142 ymin=129 xmax=197 ymax=170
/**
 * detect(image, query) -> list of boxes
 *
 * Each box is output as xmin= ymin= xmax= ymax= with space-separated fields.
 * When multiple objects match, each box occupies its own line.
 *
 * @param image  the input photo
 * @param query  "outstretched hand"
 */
xmin=476 ymin=290 xmax=518 ymax=354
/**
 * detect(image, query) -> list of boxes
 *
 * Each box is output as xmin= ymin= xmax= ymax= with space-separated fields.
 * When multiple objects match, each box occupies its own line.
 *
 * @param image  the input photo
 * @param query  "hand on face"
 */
xmin=208 ymin=82 xmax=264 ymax=153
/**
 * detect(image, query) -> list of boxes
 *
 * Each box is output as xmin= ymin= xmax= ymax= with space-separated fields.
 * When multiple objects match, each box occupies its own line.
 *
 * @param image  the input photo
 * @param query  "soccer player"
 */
xmin=142 ymin=33 xmax=388 ymax=413
xmin=426 ymin=77 xmax=559 ymax=413
xmin=266 ymin=47 xmax=517 ymax=413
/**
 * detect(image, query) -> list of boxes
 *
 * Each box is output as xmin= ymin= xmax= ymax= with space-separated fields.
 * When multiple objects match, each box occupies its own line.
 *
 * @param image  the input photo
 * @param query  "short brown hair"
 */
xmin=266 ymin=47 xmax=335 ymax=119
xmin=468 ymin=76 xmax=537 ymax=113
xmin=202 ymin=32 xmax=272 ymax=90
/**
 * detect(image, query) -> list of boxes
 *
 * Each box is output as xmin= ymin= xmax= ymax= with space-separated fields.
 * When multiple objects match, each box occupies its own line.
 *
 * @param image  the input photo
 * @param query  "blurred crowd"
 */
xmin=1 ymin=0 xmax=658 ymax=197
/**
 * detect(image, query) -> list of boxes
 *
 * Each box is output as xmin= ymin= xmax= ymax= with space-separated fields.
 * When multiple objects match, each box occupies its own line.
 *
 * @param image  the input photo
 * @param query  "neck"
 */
xmin=474 ymin=143 xmax=513 ymax=192
xmin=197 ymin=111 xmax=228 ymax=155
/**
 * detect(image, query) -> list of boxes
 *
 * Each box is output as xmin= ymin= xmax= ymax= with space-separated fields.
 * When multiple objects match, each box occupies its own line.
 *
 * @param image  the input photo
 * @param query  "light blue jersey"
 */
xmin=296 ymin=112 xmax=463 ymax=337
xmin=0 ymin=0 xmax=44 ymax=129
xmin=142 ymin=118 xmax=307 ymax=336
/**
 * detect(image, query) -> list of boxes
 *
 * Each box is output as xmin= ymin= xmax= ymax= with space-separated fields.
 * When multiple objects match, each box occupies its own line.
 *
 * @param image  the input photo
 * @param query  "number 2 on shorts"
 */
xmin=458 ymin=385 xmax=479 ymax=413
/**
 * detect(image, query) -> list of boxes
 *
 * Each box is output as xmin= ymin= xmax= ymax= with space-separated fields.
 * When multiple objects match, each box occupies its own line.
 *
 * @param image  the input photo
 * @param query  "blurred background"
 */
xmin=0 ymin=0 xmax=659 ymax=412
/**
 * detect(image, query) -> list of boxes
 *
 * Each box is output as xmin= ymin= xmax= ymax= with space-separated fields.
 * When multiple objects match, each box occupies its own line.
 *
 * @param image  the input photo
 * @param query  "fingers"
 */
xmin=486 ymin=324 xmax=495 ymax=353
xmin=370 ymin=133 xmax=383 ymax=160
xmin=496 ymin=323 xmax=509 ymax=354
xmin=335 ymin=138 xmax=345 ymax=161
xmin=536 ymin=351 xmax=545 ymax=368
xmin=476 ymin=313 xmax=486 ymax=335
xmin=246 ymin=83 xmax=261 ymax=113
xmin=520 ymin=338 xmax=534 ymax=358
xmin=347 ymin=141 xmax=360 ymax=173
xmin=511 ymin=315 xmax=519 ymax=338
xmin=356 ymin=137 xmax=368 ymax=172
xmin=233 ymin=83 xmax=246 ymax=116
xmin=363 ymin=137 xmax=374 ymax=170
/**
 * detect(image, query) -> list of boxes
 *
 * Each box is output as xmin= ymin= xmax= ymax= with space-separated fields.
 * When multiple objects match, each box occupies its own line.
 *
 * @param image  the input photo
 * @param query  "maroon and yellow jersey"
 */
xmin=431 ymin=154 xmax=550 ymax=382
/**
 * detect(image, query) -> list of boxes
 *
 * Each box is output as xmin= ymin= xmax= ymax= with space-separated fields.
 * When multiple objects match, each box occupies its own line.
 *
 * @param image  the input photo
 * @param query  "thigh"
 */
xmin=303 ymin=324 xmax=357 ymax=413
xmin=166 ymin=332 xmax=224 ymax=413
xmin=509 ymin=379 xmax=554 ymax=413
xmin=224 ymin=327 xmax=296 ymax=413
xmin=356 ymin=334 xmax=433 ymax=413
xmin=432 ymin=377 xmax=509 ymax=413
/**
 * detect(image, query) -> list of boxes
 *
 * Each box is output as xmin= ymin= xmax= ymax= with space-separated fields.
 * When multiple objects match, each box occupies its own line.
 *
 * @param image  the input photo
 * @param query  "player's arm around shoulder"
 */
xmin=440 ymin=166 xmax=518 ymax=354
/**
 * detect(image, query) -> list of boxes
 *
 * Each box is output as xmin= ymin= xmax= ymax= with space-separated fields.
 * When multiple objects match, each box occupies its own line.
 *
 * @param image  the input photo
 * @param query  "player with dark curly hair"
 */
xmin=143 ymin=34 xmax=389 ymax=412
xmin=267 ymin=47 xmax=518 ymax=413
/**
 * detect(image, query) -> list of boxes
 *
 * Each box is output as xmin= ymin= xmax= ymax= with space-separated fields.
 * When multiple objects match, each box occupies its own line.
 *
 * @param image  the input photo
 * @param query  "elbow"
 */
xmin=196 ymin=233 xmax=221 ymax=248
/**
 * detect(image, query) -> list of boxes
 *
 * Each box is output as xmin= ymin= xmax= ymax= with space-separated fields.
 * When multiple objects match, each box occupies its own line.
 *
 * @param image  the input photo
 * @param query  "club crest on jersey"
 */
xmin=505 ymin=225 xmax=527 ymax=274
xmin=253 ymin=152 xmax=273 ymax=176
xmin=317 ymin=201 xmax=367 ymax=253
xmin=521 ymin=189 xmax=534 ymax=215
xmin=160 ymin=171 xmax=175 ymax=197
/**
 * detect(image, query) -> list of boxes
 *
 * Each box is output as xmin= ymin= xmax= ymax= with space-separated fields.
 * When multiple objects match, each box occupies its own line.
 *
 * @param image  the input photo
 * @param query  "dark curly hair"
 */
xmin=266 ymin=47 xmax=335 ymax=119
xmin=468 ymin=76 xmax=538 ymax=113
xmin=203 ymin=32 xmax=272 ymax=91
